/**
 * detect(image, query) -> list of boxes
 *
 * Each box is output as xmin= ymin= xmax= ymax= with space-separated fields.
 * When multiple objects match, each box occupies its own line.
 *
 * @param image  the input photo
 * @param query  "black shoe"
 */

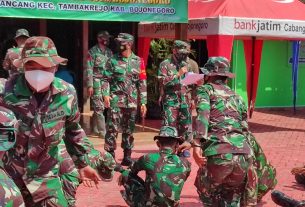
xmin=271 ymin=190 xmax=304 ymax=207
xmin=121 ymin=149 xmax=133 ymax=166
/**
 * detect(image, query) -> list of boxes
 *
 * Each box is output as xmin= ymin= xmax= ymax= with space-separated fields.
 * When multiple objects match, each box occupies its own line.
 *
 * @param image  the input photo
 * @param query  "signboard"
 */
xmin=139 ymin=17 xmax=305 ymax=39
xmin=0 ymin=0 xmax=187 ymax=23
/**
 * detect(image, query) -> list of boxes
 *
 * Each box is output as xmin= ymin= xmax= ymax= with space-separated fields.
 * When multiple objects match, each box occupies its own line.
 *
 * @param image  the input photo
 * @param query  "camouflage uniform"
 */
xmin=194 ymin=57 xmax=257 ymax=206
xmin=58 ymin=137 xmax=116 ymax=207
xmin=0 ymin=37 xmax=94 ymax=207
xmin=245 ymin=132 xmax=277 ymax=202
xmin=2 ymin=29 xmax=30 ymax=76
xmin=102 ymin=33 xmax=147 ymax=156
xmin=119 ymin=126 xmax=191 ymax=207
xmin=158 ymin=40 xmax=195 ymax=142
xmin=0 ymin=106 xmax=25 ymax=207
xmin=86 ymin=31 xmax=113 ymax=138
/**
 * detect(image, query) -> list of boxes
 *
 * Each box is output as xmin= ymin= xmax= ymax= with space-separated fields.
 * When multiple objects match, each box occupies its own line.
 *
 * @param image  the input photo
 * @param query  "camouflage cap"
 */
xmin=13 ymin=36 xmax=67 ymax=68
xmin=15 ymin=28 xmax=30 ymax=39
xmin=173 ymin=40 xmax=190 ymax=54
xmin=97 ymin=30 xmax=112 ymax=38
xmin=115 ymin=33 xmax=134 ymax=44
xmin=0 ymin=106 xmax=18 ymax=151
xmin=201 ymin=56 xmax=235 ymax=78
xmin=154 ymin=126 xmax=184 ymax=144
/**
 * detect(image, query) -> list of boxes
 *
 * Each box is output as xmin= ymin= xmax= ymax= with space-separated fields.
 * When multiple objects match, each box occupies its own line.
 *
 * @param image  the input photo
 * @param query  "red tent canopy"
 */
xmin=189 ymin=0 xmax=305 ymax=20
xmin=138 ymin=0 xmax=305 ymax=117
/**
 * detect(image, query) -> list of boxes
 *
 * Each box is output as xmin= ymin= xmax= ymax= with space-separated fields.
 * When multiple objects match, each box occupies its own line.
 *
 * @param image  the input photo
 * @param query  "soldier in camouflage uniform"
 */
xmin=0 ymin=106 xmax=25 ymax=207
xmin=158 ymin=40 xmax=195 ymax=144
xmin=193 ymin=56 xmax=257 ymax=206
xmin=117 ymin=126 xmax=191 ymax=207
xmin=3 ymin=29 xmax=30 ymax=76
xmin=58 ymin=137 xmax=116 ymax=207
xmin=0 ymin=36 xmax=100 ymax=207
xmin=102 ymin=33 xmax=147 ymax=166
xmin=86 ymin=31 xmax=113 ymax=138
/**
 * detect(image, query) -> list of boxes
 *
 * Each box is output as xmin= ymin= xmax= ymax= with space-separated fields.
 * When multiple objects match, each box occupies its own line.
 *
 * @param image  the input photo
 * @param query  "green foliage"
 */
xmin=146 ymin=39 xmax=173 ymax=105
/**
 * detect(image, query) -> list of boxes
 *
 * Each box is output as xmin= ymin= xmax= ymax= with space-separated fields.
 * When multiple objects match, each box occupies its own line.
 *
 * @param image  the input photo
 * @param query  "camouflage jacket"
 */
xmin=125 ymin=148 xmax=191 ymax=206
xmin=195 ymin=82 xmax=252 ymax=156
xmin=0 ymin=163 xmax=25 ymax=207
xmin=3 ymin=47 xmax=24 ymax=75
xmin=86 ymin=45 xmax=113 ymax=88
xmin=158 ymin=56 xmax=197 ymax=108
xmin=0 ymin=75 xmax=91 ymax=202
xmin=103 ymin=52 xmax=147 ymax=108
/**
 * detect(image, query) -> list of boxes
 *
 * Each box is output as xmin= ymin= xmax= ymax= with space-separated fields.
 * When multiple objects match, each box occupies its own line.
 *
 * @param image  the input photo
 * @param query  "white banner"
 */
xmin=138 ymin=17 xmax=305 ymax=39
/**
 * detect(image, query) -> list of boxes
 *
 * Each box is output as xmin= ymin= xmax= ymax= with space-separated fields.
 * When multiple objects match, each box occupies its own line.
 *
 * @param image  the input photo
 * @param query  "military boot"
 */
xmin=121 ymin=149 xmax=133 ymax=166
xmin=271 ymin=190 xmax=305 ymax=207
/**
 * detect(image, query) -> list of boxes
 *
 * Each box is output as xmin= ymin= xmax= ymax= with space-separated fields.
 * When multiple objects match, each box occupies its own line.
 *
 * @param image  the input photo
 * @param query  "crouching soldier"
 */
xmin=0 ymin=106 xmax=24 ymax=206
xmin=117 ymin=126 xmax=191 ymax=207
xmin=59 ymin=139 xmax=116 ymax=207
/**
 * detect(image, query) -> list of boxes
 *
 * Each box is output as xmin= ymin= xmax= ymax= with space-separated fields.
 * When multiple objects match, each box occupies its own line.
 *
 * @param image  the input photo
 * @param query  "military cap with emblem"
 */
xmin=200 ymin=56 xmax=235 ymax=78
xmin=15 ymin=28 xmax=30 ymax=39
xmin=173 ymin=40 xmax=190 ymax=54
xmin=13 ymin=36 xmax=68 ymax=68
xmin=97 ymin=30 xmax=112 ymax=38
xmin=154 ymin=126 xmax=184 ymax=144
xmin=115 ymin=33 xmax=134 ymax=44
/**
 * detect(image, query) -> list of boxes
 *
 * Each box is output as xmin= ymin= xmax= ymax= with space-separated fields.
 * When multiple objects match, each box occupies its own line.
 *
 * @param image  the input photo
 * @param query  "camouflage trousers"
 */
xmin=91 ymin=78 xmax=106 ymax=137
xmin=60 ymin=167 xmax=80 ymax=207
xmin=120 ymin=172 xmax=179 ymax=207
xmin=246 ymin=132 xmax=277 ymax=201
xmin=18 ymin=177 xmax=68 ymax=207
xmin=162 ymin=105 xmax=192 ymax=142
xmin=195 ymin=153 xmax=257 ymax=207
xmin=104 ymin=107 xmax=137 ymax=151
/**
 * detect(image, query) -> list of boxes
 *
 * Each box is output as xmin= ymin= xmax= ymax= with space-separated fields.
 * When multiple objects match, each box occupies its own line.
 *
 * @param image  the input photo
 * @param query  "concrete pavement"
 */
xmin=76 ymin=108 xmax=305 ymax=207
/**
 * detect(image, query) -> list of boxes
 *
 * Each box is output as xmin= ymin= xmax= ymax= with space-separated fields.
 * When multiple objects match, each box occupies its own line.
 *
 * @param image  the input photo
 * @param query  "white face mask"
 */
xmin=25 ymin=70 xmax=54 ymax=93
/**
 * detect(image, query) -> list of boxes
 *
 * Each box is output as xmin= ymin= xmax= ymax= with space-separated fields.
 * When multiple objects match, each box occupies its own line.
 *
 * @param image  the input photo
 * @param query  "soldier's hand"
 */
xmin=178 ymin=141 xmax=192 ymax=153
xmin=79 ymin=165 xmax=101 ymax=189
xmin=196 ymin=79 xmax=204 ymax=86
xmin=141 ymin=104 xmax=147 ymax=117
xmin=193 ymin=147 xmax=206 ymax=168
xmin=178 ymin=66 xmax=188 ymax=77
xmin=104 ymin=96 xmax=112 ymax=108
xmin=87 ymin=87 xmax=93 ymax=97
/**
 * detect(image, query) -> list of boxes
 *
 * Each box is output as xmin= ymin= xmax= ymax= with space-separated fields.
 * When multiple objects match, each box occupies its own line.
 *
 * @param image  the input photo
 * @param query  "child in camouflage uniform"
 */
xmin=0 ymin=106 xmax=24 ymax=207
xmin=117 ymin=126 xmax=191 ymax=207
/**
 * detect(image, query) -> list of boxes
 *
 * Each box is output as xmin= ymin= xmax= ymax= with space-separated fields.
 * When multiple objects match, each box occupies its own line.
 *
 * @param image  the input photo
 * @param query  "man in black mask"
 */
xmin=158 ymin=40 xmax=198 ymax=152
xmin=85 ymin=31 xmax=113 ymax=139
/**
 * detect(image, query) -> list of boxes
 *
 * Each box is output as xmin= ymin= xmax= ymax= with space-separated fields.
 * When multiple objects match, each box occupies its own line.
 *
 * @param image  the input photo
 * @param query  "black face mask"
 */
xmin=103 ymin=40 xmax=109 ymax=46
xmin=118 ymin=44 xmax=127 ymax=52
xmin=175 ymin=53 xmax=188 ymax=62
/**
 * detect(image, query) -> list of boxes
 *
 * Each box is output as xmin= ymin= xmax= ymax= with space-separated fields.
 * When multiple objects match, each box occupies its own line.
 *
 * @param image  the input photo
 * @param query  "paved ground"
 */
xmin=76 ymin=108 xmax=305 ymax=207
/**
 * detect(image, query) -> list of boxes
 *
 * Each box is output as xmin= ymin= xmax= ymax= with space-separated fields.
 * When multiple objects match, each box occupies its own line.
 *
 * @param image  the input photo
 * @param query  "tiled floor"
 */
xmin=76 ymin=108 xmax=305 ymax=206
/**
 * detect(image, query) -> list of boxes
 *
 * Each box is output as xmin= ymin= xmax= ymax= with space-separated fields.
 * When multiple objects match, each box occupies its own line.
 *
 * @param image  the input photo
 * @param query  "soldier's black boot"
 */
xmin=271 ymin=190 xmax=305 ymax=207
xmin=121 ymin=149 xmax=133 ymax=166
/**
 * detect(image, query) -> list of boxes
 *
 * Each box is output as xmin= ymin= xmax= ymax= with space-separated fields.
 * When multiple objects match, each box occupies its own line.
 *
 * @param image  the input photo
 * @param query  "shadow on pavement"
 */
xmin=249 ymin=122 xmax=305 ymax=133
